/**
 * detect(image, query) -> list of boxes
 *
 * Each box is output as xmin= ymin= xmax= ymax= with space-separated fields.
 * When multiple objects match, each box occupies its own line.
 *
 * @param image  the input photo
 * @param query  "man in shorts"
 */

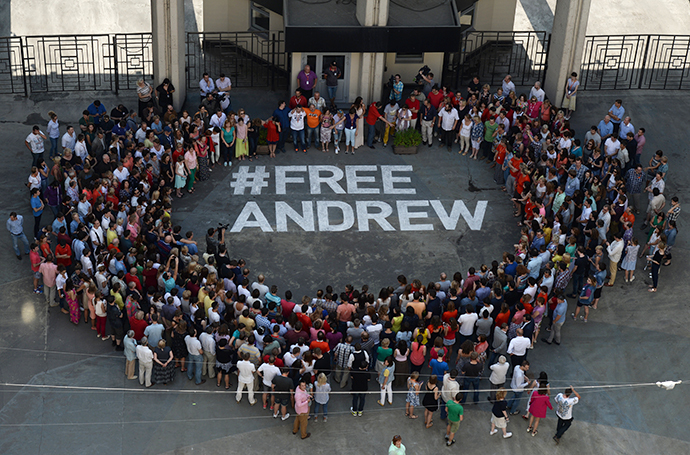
xmin=258 ymin=355 xmax=282 ymax=410
xmin=445 ymin=392 xmax=464 ymax=446
xmin=271 ymin=367 xmax=294 ymax=421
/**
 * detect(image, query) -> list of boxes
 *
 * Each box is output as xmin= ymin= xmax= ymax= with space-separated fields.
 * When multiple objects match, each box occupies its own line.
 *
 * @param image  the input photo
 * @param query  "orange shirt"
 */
xmin=306 ymin=109 xmax=321 ymax=128
xmin=621 ymin=211 xmax=635 ymax=226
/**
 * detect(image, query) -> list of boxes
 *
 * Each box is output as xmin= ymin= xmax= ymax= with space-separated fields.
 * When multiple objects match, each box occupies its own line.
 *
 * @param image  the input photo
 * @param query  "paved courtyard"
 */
xmin=0 ymin=89 xmax=688 ymax=454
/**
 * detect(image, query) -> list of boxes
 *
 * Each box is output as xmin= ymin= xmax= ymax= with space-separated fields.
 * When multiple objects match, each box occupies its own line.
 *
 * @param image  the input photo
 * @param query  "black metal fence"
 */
xmin=186 ymin=31 xmax=289 ymax=91
xmin=445 ymin=31 xmax=550 ymax=90
xmin=0 ymin=33 xmax=153 ymax=96
xmin=581 ymin=34 xmax=690 ymax=90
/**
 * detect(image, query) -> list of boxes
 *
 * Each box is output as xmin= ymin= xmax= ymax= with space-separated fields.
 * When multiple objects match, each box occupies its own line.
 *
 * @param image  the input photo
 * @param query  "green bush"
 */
xmin=257 ymin=125 xmax=268 ymax=145
xmin=393 ymin=128 xmax=422 ymax=147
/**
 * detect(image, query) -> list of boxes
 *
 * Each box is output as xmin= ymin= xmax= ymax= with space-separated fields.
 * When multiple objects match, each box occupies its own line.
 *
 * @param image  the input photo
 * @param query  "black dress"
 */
xmin=171 ymin=330 xmax=188 ymax=359
xmin=152 ymin=346 xmax=176 ymax=384
xmin=422 ymin=382 xmax=439 ymax=412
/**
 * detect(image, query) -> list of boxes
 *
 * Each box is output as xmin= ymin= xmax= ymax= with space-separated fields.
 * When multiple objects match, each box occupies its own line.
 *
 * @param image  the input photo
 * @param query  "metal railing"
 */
xmin=445 ymin=31 xmax=550 ymax=90
xmin=581 ymin=34 xmax=690 ymax=90
xmin=0 ymin=33 xmax=154 ymax=96
xmin=186 ymin=31 xmax=289 ymax=91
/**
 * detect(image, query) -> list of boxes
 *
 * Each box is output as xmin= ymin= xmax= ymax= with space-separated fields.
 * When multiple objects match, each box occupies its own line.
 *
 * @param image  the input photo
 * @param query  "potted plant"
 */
xmin=256 ymin=125 xmax=270 ymax=155
xmin=392 ymin=128 xmax=422 ymax=155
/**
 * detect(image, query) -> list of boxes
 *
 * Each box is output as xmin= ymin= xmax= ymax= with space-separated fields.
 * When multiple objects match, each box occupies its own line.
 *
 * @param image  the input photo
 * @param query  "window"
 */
xmin=395 ymin=53 xmax=424 ymax=64
xmin=459 ymin=6 xmax=474 ymax=27
xmin=250 ymin=2 xmax=270 ymax=31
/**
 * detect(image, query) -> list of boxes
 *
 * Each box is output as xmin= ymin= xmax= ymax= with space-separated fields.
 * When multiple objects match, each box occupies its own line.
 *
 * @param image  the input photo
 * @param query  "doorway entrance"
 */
xmin=302 ymin=54 xmax=349 ymax=106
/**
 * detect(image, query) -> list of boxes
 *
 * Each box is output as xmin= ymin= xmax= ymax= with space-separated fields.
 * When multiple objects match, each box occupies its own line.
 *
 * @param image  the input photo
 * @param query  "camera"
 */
xmin=217 ymin=222 xmax=230 ymax=231
xmin=414 ymin=65 xmax=431 ymax=85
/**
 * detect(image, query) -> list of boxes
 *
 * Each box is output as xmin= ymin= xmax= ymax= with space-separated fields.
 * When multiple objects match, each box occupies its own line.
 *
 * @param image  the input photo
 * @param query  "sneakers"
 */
xmin=583 ymin=318 xmax=588 ymax=323
xmin=351 ymin=407 xmax=357 ymax=416
xmin=357 ymin=412 xmax=362 ymax=417
xmin=446 ymin=439 xmax=456 ymax=446
xmin=335 ymin=148 xmax=339 ymax=154
xmin=571 ymin=313 xmax=577 ymax=320
xmin=281 ymin=413 xmax=290 ymax=421
xmin=490 ymin=429 xmax=498 ymax=436
xmin=323 ymin=416 xmax=328 ymax=422
xmin=579 ymin=315 xmax=584 ymax=321
xmin=503 ymin=432 xmax=513 ymax=439
xmin=630 ymin=275 xmax=635 ymax=282
xmin=273 ymin=412 xmax=279 ymax=418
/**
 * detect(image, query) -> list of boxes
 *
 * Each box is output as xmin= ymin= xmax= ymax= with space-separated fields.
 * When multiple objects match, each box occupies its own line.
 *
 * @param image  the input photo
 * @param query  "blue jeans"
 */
xmin=305 ymin=125 xmax=319 ymax=148
xmin=11 ymin=232 xmax=30 ymax=256
xmin=313 ymin=402 xmax=328 ymax=417
xmin=49 ymin=137 xmax=59 ymax=157
xmin=327 ymin=85 xmax=337 ymax=101
xmin=292 ymin=128 xmax=305 ymax=151
xmin=32 ymin=152 xmax=44 ymax=168
xmin=571 ymin=274 xmax=585 ymax=296
xmin=440 ymin=401 xmax=448 ymax=419
xmin=506 ymin=391 xmax=523 ymax=413
xmin=278 ymin=128 xmax=288 ymax=152
xmin=352 ymin=393 xmax=366 ymax=412
xmin=248 ymin=136 xmax=257 ymax=156
xmin=367 ymin=123 xmax=376 ymax=147
xmin=187 ymin=354 xmax=203 ymax=384
xmin=461 ymin=377 xmax=480 ymax=404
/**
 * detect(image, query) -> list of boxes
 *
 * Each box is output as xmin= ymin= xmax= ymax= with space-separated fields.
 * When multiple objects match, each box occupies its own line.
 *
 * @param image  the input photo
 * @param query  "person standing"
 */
xmin=236 ymin=352 xmax=257 ymax=404
xmin=553 ymin=386 xmax=581 ymax=444
xmin=444 ymin=392 xmax=464 ymax=446
xmin=488 ymin=355 xmax=509 ymax=402
xmin=350 ymin=359 xmax=370 ymax=416
xmin=185 ymin=328 xmax=206 ymax=385
xmin=292 ymin=377 xmax=312 ymax=439
xmin=561 ymin=72 xmax=579 ymax=120
xmin=377 ymin=356 xmax=395 ymax=407
xmin=388 ymin=435 xmax=406 ymax=455
xmin=136 ymin=336 xmax=154 ymax=387
xmin=25 ymin=125 xmax=47 ymax=167
xmin=136 ymin=79 xmax=154 ymax=119
xmin=322 ymin=61 xmax=341 ymax=106
xmin=7 ymin=212 xmax=30 ymax=260
xmin=489 ymin=388 xmax=512 ymax=438
xmin=297 ymin=65 xmax=317 ymax=100
xmin=506 ymin=360 xmax=530 ymax=415
xmin=38 ymin=254 xmax=58 ymax=307
xmin=123 ymin=330 xmax=138 ymax=380
xmin=604 ymin=232 xmax=624 ymax=286
xmin=437 ymin=103 xmax=459 ymax=152
xmin=542 ymin=293 xmax=568 ymax=345
xmin=46 ymin=111 xmax=60 ymax=158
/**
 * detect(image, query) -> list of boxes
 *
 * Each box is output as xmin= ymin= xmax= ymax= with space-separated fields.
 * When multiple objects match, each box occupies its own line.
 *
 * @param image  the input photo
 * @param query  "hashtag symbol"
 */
xmin=230 ymin=166 xmax=270 ymax=195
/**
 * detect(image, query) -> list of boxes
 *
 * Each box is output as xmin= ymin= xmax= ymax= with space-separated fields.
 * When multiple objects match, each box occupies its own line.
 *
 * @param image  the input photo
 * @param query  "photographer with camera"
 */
xmin=418 ymin=68 xmax=435 ymax=96
xmin=206 ymin=224 xmax=227 ymax=254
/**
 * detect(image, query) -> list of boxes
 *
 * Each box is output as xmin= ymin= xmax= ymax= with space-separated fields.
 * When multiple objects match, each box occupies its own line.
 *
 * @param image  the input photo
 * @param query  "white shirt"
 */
xmin=26 ymin=132 xmax=45 ymax=153
xmin=216 ymin=77 xmax=232 ymax=91
xmin=489 ymin=361 xmax=510 ymax=385
xmin=507 ymin=335 xmax=530 ymax=356
xmin=136 ymin=345 xmax=153 ymax=363
xmin=438 ymin=108 xmax=459 ymax=131
xmin=81 ymin=255 xmax=94 ymax=275
xmin=62 ymin=131 xmax=76 ymax=150
xmin=459 ymin=312 xmax=478 ymax=336
xmin=251 ymin=282 xmax=269 ymax=301
xmin=555 ymin=393 xmax=579 ymax=419
xmin=135 ymin=127 xmax=147 ymax=144
xmin=604 ymin=138 xmax=620 ymax=157
xmin=199 ymin=331 xmax=216 ymax=353
xmin=237 ymin=359 xmax=256 ymax=382
xmin=208 ymin=308 xmax=221 ymax=324
xmin=209 ymin=113 xmax=227 ymax=129
xmin=74 ymin=141 xmax=88 ymax=161
xmin=27 ymin=174 xmax=41 ymax=190
xmin=258 ymin=363 xmax=281 ymax=386
xmin=47 ymin=119 xmax=60 ymax=138
xmin=199 ymin=78 xmax=215 ymax=96
xmin=510 ymin=365 xmax=529 ymax=392
xmin=529 ymin=86 xmax=545 ymax=102
xmin=289 ymin=110 xmax=306 ymax=130
xmin=185 ymin=335 xmax=203 ymax=356
xmin=502 ymin=80 xmax=516 ymax=96
xmin=90 ymin=226 xmax=104 ymax=246
xmin=55 ymin=273 xmax=68 ymax=291
xmin=113 ymin=167 xmax=130 ymax=183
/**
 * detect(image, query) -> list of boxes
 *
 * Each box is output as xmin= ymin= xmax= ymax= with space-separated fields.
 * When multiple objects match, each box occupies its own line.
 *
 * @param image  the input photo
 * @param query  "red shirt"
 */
xmin=143 ymin=268 xmax=158 ymax=289
xmin=366 ymin=103 xmax=382 ymax=125
xmin=516 ymin=173 xmax=530 ymax=195
xmin=129 ymin=316 xmax=148 ymax=341
xmin=281 ymin=300 xmax=296 ymax=320
xmin=404 ymin=98 xmax=420 ymax=119
xmin=125 ymin=273 xmax=142 ymax=291
xmin=509 ymin=157 xmax=523 ymax=178
xmin=297 ymin=312 xmax=312 ymax=331
xmin=289 ymin=95 xmax=308 ymax=110
xmin=55 ymin=243 xmax=72 ymax=267
xmin=263 ymin=354 xmax=285 ymax=367
xmin=495 ymin=143 xmax=507 ymax=165
xmin=428 ymin=91 xmax=444 ymax=109
xmin=309 ymin=340 xmax=330 ymax=353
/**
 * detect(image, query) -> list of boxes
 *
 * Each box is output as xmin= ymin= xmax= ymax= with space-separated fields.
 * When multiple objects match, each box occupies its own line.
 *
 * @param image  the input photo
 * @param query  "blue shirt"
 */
xmin=31 ymin=196 xmax=43 ymax=217
xmin=504 ymin=262 xmax=517 ymax=277
xmin=552 ymin=300 xmax=568 ymax=323
xmin=87 ymin=103 xmax=106 ymax=124
xmin=565 ymin=176 xmax=580 ymax=197
xmin=597 ymin=119 xmax=613 ymax=138
xmin=608 ymin=104 xmax=625 ymax=124
xmin=430 ymin=358 xmax=449 ymax=378
xmin=52 ymin=218 xmax=67 ymax=234
xmin=531 ymin=236 xmax=545 ymax=251
xmin=527 ymin=257 xmax=542 ymax=279
xmin=273 ymin=107 xmax=290 ymax=128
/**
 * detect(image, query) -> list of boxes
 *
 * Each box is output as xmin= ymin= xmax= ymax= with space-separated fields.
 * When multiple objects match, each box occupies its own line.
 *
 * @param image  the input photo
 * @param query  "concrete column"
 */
xmin=359 ymin=52 xmax=386 ymax=104
xmin=544 ymin=0 xmax=591 ymax=107
xmin=151 ymin=0 xmax=186 ymax=111
xmin=356 ymin=0 xmax=389 ymax=26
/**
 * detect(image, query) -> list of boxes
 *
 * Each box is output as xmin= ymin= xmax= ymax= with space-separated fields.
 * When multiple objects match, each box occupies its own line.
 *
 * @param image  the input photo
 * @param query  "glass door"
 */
xmin=303 ymin=54 xmax=349 ymax=106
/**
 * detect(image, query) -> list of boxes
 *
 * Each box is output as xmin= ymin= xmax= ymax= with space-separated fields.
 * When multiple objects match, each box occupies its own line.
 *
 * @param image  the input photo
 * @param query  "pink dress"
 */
xmin=528 ymin=393 xmax=553 ymax=418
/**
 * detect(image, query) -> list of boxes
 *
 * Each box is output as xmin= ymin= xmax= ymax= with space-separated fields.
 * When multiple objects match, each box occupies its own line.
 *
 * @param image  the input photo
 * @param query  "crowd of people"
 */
xmin=8 ymin=68 xmax=680 ymax=449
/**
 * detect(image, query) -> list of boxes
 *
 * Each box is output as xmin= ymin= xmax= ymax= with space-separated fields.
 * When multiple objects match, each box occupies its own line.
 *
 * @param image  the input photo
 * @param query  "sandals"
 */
xmin=426 ymin=421 xmax=433 ymax=428
xmin=409 ymin=415 xmax=418 ymax=419
xmin=527 ymin=426 xmax=533 ymax=433
xmin=532 ymin=430 xmax=538 ymax=436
